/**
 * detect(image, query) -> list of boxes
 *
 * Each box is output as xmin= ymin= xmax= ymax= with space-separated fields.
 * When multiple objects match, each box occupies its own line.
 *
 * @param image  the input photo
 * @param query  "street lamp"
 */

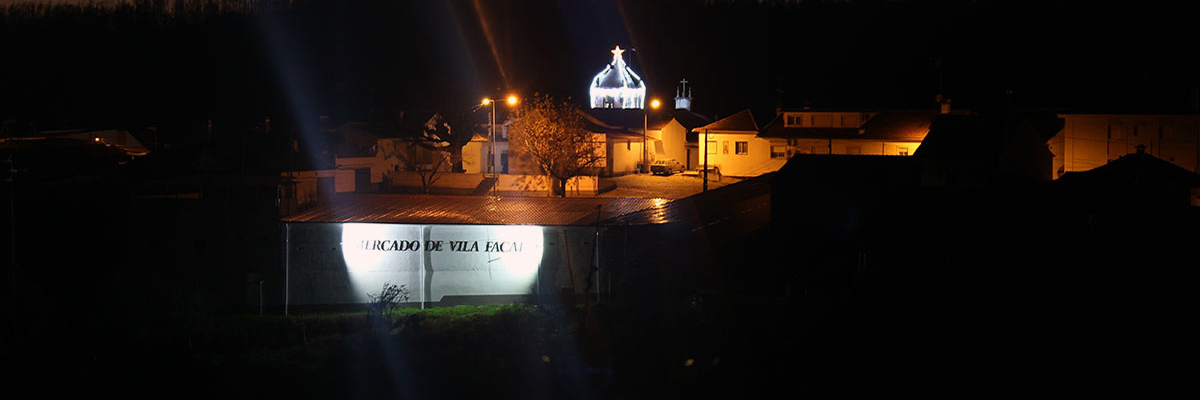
xmin=643 ymin=98 xmax=661 ymax=173
xmin=482 ymin=95 xmax=519 ymax=179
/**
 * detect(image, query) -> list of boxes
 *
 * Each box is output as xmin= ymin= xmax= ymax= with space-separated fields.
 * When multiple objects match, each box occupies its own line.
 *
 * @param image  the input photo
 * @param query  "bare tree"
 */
xmin=378 ymin=115 xmax=452 ymax=194
xmin=509 ymin=94 xmax=604 ymax=197
xmin=427 ymin=97 xmax=482 ymax=173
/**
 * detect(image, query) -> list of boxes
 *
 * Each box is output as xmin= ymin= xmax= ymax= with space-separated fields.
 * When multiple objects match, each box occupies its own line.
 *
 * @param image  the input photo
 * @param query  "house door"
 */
xmin=354 ymin=168 xmax=370 ymax=193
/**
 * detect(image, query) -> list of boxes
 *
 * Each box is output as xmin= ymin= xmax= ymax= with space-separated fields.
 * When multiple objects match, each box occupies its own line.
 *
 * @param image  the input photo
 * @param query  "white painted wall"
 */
xmin=607 ymin=137 xmax=645 ymax=176
xmin=658 ymin=120 xmax=689 ymax=165
xmin=697 ymin=132 xmax=785 ymax=177
xmin=788 ymin=139 xmax=921 ymax=156
xmin=463 ymin=140 xmax=510 ymax=174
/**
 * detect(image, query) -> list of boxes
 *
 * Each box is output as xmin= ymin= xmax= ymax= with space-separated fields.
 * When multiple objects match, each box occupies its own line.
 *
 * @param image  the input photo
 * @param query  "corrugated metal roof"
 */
xmin=602 ymin=173 xmax=773 ymax=227
xmin=282 ymin=194 xmax=665 ymax=226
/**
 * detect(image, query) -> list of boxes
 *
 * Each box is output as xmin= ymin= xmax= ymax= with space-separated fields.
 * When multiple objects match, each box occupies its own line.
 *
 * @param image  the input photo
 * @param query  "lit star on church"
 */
xmin=590 ymin=45 xmax=646 ymax=109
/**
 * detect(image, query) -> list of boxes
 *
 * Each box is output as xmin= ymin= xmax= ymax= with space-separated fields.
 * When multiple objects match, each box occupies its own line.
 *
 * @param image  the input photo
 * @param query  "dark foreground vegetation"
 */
xmin=8 ymin=302 xmax=749 ymax=400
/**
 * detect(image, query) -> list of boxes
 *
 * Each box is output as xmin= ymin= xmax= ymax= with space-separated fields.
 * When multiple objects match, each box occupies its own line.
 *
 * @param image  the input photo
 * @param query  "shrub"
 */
xmin=366 ymin=282 xmax=410 ymax=317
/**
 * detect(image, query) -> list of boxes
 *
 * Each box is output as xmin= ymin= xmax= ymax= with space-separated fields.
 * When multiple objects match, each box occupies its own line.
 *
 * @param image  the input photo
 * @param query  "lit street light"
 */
xmin=482 ymin=95 xmax=519 ymax=183
xmin=643 ymin=98 xmax=661 ymax=173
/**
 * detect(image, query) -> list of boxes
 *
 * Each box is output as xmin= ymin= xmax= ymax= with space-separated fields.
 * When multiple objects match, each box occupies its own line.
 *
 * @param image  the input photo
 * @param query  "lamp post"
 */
xmin=703 ymin=128 xmax=708 ymax=192
xmin=643 ymin=98 xmax=661 ymax=173
xmin=482 ymin=95 xmax=519 ymax=192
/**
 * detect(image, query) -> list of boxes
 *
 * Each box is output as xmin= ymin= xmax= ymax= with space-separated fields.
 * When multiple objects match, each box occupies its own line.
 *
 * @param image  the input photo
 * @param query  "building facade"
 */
xmin=1048 ymin=113 xmax=1200 ymax=179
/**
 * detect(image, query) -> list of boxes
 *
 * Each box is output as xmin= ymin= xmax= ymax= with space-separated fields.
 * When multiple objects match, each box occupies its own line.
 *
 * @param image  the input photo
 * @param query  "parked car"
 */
xmin=650 ymin=158 xmax=685 ymax=175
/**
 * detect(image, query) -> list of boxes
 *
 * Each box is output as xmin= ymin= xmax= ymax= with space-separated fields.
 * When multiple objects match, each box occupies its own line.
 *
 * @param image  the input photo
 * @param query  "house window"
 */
xmin=723 ymin=141 xmax=729 ymax=154
xmin=736 ymin=141 xmax=748 ymax=155
xmin=707 ymin=141 xmax=717 ymax=154
xmin=786 ymin=115 xmax=804 ymax=127
xmin=770 ymin=145 xmax=786 ymax=158
xmin=898 ymin=147 xmax=909 ymax=156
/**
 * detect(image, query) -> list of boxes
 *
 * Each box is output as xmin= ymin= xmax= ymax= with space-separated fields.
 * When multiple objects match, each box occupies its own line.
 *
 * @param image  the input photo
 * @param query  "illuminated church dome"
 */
xmin=590 ymin=46 xmax=646 ymax=109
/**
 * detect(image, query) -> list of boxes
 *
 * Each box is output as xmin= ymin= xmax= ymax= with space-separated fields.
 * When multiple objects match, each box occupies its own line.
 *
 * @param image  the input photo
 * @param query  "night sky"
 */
xmin=2 ymin=0 xmax=1197 ymax=135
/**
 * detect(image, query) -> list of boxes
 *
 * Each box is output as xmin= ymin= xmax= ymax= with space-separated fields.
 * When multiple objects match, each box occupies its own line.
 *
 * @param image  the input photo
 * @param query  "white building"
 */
xmin=695 ymin=108 xmax=951 ymax=178
xmin=692 ymin=109 xmax=771 ymax=177
xmin=582 ymin=79 xmax=711 ymax=175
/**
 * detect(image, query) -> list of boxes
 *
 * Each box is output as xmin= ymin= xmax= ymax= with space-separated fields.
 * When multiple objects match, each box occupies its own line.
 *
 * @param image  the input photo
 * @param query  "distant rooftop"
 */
xmin=282 ymin=194 xmax=668 ymax=226
xmin=759 ymin=109 xmax=954 ymax=141
xmin=693 ymin=109 xmax=758 ymax=132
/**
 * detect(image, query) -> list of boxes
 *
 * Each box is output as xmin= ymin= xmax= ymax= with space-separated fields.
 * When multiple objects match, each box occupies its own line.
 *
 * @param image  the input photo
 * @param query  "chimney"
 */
xmin=937 ymin=94 xmax=951 ymax=114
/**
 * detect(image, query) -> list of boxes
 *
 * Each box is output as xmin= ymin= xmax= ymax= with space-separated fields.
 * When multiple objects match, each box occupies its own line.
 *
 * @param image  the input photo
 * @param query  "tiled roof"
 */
xmin=1060 ymin=152 xmax=1200 ymax=187
xmin=914 ymin=112 xmax=1061 ymax=162
xmin=693 ymin=109 xmax=758 ymax=132
xmin=655 ymin=110 xmax=712 ymax=131
xmin=578 ymin=108 xmax=707 ymax=135
xmin=282 ymin=194 xmax=665 ymax=226
xmin=578 ymin=109 xmax=641 ymax=136
xmin=859 ymin=111 xmax=940 ymax=141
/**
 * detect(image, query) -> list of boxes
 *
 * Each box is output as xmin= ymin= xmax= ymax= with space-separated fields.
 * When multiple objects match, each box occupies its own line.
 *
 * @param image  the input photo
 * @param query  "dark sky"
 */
xmin=410 ymin=1 xmax=1199 ymax=116
xmin=2 ymin=0 xmax=1196 ymax=132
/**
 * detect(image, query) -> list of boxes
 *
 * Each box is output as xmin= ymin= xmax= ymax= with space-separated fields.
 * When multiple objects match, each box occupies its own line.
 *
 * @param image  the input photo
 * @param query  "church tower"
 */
xmin=675 ymin=79 xmax=692 ymax=111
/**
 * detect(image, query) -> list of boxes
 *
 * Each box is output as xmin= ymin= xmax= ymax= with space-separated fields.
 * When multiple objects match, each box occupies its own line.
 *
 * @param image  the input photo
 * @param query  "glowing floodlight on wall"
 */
xmin=427 ymin=225 xmax=544 ymax=301
xmin=340 ymin=223 xmax=425 ymax=302
xmin=340 ymin=223 xmax=545 ymax=304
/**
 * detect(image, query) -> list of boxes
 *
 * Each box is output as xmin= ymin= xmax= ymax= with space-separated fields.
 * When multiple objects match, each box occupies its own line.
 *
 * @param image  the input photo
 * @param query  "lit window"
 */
xmin=770 ymin=146 xmax=786 ymax=158
xmin=736 ymin=141 xmax=748 ymax=155
xmin=898 ymin=147 xmax=909 ymax=156
xmin=723 ymin=141 xmax=729 ymax=154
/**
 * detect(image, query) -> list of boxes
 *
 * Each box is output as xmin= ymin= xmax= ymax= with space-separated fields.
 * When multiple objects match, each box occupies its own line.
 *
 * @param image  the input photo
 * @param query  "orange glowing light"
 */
xmin=482 ymin=98 xmax=492 ymax=106
xmin=506 ymin=95 xmax=518 ymax=106
xmin=650 ymin=99 xmax=661 ymax=109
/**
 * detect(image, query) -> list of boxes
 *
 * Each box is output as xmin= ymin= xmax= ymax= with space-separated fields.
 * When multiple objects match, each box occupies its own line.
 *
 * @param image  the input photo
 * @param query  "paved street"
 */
xmin=598 ymin=173 xmax=742 ymax=199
